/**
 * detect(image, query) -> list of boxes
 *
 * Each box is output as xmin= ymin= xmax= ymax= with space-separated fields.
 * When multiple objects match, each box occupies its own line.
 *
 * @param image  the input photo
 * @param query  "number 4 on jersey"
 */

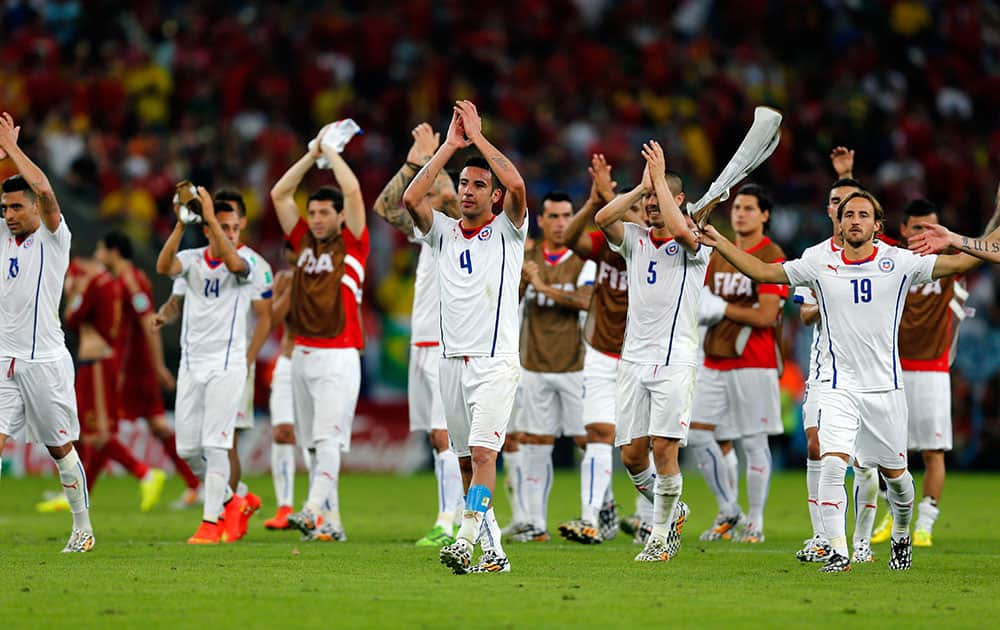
xmin=459 ymin=249 xmax=473 ymax=275
xmin=203 ymin=277 xmax=220 ymax=298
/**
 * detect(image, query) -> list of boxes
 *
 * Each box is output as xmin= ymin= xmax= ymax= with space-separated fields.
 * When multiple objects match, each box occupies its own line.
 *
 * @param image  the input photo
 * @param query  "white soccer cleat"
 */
xmin=664 ymin=501 xmax=689 ymax=558
xmin=61 ymin=528 xmax=95 ymax=553
xmin=699 ymin=511 xmax=744 ymax=541
xmin=468 ymin=550 xmax=511 ymax=573
xmin=634 ymin=536 xmax=672 ymax=562
xmin=795 ymin=535 xmax=832 ymax=563
xmin=851 ymin=539 xmax=874 ymax=563
xmin=440 ymin=538 xmax=473 ymax=575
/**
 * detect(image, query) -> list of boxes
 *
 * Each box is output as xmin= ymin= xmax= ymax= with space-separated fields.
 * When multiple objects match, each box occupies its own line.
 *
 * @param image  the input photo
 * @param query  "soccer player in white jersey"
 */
xmin=156 ymin=187 xmax=257 ymax=544
xmin=403 ymin=101 xmax=527 ymax=574
xmin=0 ymin=113 xmax=95 ymax=552
xmin=700 ymin=189 xmax=984 ymax=572
xmin=596 ymin=140 xmax=709 ymax=563
xmin=371 ymin=122 xmax=465 ymax=546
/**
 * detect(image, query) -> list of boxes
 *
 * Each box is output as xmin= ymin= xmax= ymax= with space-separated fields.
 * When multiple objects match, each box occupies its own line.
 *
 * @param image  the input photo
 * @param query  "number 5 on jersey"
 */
xmin=203 ymin=277 xmax=220 ymax=298
xmin=459 ymin=249 xmax=473 ymax=275
xmin=647 ymin=261 xmax=657 ymax=284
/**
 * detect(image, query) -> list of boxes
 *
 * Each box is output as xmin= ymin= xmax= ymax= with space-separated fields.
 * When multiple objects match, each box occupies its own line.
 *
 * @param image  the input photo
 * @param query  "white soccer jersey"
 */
xmin=410 ymin=239 xmax=439 ymax=345
xmin=792 ymin=238 xmax=841 ymax=385
xmin=174 ymin=246 xmax=255 ymax=371
xmin=415 ymin=211 xmax=528 ymax=357
xmin=240 ymin=245 xmax=274 ymax=343
xmin=783 ymin=243 xmax=937 ymax=392
xmin=610 ymin=223 xmax=711 ymax=366
xmin=0 ymin=218 xmax=71 ymax=361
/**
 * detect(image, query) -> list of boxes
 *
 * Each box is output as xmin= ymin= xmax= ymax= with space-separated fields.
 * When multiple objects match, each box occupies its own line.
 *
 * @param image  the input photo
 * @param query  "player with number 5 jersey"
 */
xmin=404 ymin=101 xmax=527 ymax=575
xmin=699 ymin=189 xmax=986 ymax=573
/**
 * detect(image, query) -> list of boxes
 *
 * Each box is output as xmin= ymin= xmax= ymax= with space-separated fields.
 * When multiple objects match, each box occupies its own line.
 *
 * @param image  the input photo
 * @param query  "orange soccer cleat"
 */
xmin=221 ymin=495 xmax=248 ymax=543
xmin=237 ymin=492 xmax=262 ymax=538
xmin=265 ymin=505 xmax=294 ymax=530
xmin=188 ymin=520 xmax=222 ymax=544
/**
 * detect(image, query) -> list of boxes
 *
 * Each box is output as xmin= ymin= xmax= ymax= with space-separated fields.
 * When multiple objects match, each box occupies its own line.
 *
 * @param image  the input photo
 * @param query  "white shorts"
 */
xmin=802 ymin=381 xmax=830 ymax=431
xmin=269 ymin=355 xmax=294 ymax=426
xmin=439 ymin=355 xmax=520 ymax=457
xmin=292 ymin=346 xmax=360 ymax=451
xmin=691 ymin=366 xmax=783 ymax=440
xmin=816 ymin=388 xmax=908 ymax=470
xmin=235 ymin=362 xmax=256 ymax=430
xmin=408 ymin=345 xmax=446 ymax=432
xmin=518 ymin=369 xmax=585 ymax=437
xmin=175 ymin=364 xmax=247 ymax=455
xmin=904 ymin=371 xmax=952 ymax=451
xmin=582 ymin=344 xmax=618 ymax=427
xmin=0 ymin=352 xmax=78 ymax=446
xmin=615 ymin=360 xmax=695 ymax=448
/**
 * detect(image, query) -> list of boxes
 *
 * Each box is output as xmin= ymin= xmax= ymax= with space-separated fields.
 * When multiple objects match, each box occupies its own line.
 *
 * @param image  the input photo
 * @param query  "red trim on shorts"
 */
xmin=295 ymin=335 xmax=359 ymax=349
xmin=413 ymin=341 xmax=440 ymax=348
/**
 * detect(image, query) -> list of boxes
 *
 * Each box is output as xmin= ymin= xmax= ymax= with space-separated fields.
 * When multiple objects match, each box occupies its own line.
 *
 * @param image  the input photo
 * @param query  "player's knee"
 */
xmin=620 ymin=444 xmax=646 ymax=472
xmin=805 ymin=429 xmax=820 ymax=459
xmin=428 ymin=429 xmax=450 ymax=452
xmin=470 ymin=448 xmax=496 ymax=470
xmin=687 ymin=428 xmax=713 ymax=448
xmin=572 ymin=435 xmax=587 ymax=451
xmin=46 ymin=443 xmax=73 ymax=459
xmin=273 ymin=425 xmax=296 ymax=444
xmin=741 ymin=433 xmax=769 ymax=454
xmin=585 ymin=423 xmax=614 ymax=444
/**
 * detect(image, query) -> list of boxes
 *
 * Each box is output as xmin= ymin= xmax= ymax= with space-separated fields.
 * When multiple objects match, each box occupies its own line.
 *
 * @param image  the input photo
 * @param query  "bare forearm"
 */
xmin=6 ymin=142 xmax=60 ymax=220
xmin=536 ymin=284 xmax=593 ymax=311
xmin=155 ymin=223 xmax=185 ymax=276
xmin=714 ymin=238 xmax=790 ymax=285
xmin=404 ymin=144 xmax=455 ymax=232
xmin=724 ymin=302 xmax=780 ymax=328
xmin=800 ymin=304 xmax=820 ymax=326
xmin=653 ymin=176 xmax=696 ymax=249
xmin=596 ymin=186 xmax=646 ymax=229
xmin=157 ymin=295 xmax=183 ymax=326
xmin=247 ymin=310 xmax=271 ymax=362
xmin=565 ymin=198 xmax=597 ymax=249
xmin=953 ymin=233 xmax=1000 ymax=264
xmin=141 ymin=313 xmax=168 ymax=369
xmin=373 ymin=163 xmax=419 ymax=236
xmin=271 ymin=153 xmax=315 ymax=233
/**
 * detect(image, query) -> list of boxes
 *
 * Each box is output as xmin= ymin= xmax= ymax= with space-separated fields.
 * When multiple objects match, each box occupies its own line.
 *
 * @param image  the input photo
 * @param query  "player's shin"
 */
xmin=520 ymin=443 xmax=553 ymax=529
xmin=305 ymin=439 xmax=341 ymax=527
xmin=651 ymin=474 xmax=682 ymax=542
xmin=457 ymin=484 xmax=491 ymax=545
xmin=55 ymin=448 xmax=92 ymax=533
xmin=271 ymin=443 xmax=296 ymax=507
xmin=502 ymin=449 xmax=526 ymax=525
xmin=688 ymin=428 xmax=737 ymax=516
xmin=203 ymin=447 xmax=230 ymax=523
xmin=627 ymin=465 xmax=655 ymax=503
xmin=853 ymin=465 xmax=878 ymax=544
xmin=806 ymin=459 xmax=824 ymax=537
xmin=580 ymin=442 xmax=612 ymax=524
xmin=435 ymin=448 xmax=464 ymax=530
xmin=884 ymin=470 xmax=915 ymax=540
xmin=742 ymin=434 xmax=772 ymax=531
xmin=479 ymin=507 xmax=505 ymax=557
xmin=818 ymin=456 xmax=850 ymax=556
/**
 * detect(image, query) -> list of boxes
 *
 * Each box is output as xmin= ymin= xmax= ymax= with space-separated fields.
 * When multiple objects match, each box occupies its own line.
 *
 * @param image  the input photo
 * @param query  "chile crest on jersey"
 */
xmin=879 ymin=257 xmax=895 ymax=273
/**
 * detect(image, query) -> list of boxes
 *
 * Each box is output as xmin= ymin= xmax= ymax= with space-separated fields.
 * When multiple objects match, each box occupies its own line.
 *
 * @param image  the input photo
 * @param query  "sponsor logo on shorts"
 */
xmin=478 ymin=226 xmax=493 ymax=241
xmin=879 ymin=258 xmax=895 ymax=273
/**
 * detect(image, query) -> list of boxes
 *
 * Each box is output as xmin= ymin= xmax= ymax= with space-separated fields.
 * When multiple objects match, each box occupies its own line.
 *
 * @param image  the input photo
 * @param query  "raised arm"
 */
xmin=270 ymin=141 xmax=321 ymax=235
xmin=699 ymin=224 xmax=791 ymax=285
xmin=724 ymin=294 xmax=783 ymax=328
xmin=373 ymin=123 xmax=444 ymax=236
xmin=644 ymin=140 xmax=699 ymax=252
xmin=830 ymin=146 xmax=855 ymax=179
xmin=454 ymin=100 xmax=526 ymax=227
xmin=0 ymin=113 xmax=61 ymax=232
xmin=596 ymin=182 xmax=647 ymax=247
xmin=156 ymin=221 xmax=186 ymax=277
xmin=320 ymin=143 xmax=365 ymax=238
xmin=198 ymin=188 xmax=248 ymax=276
xmin=567 ymin=154 xmax=616 ymax=257
xmin=404 ymin=113 xmax=465 ymax=234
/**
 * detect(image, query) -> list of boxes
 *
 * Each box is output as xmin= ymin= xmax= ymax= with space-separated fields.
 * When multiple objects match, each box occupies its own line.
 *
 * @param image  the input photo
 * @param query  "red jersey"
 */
xmin=65 ymin=270 xmax=123 ymax=349
xmin=288 ymin=219 xmax=370 ymax=349
xmin=117 ymin=266 xmax=156 ymax=370
xmin=580 ymin=230 xmax=629 ymax=356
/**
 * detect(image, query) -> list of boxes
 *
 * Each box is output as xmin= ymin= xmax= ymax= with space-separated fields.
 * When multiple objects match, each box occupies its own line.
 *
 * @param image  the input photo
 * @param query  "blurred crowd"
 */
xmin=1 ymin=0 xmax=998 ymax=465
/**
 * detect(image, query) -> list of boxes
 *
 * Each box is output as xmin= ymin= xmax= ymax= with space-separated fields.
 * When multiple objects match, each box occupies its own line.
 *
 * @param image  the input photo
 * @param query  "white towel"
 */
xmin=688 ymin=107 xmax=782 ymax=226
xmin=309 ymin=119 xmax=363 ymax=168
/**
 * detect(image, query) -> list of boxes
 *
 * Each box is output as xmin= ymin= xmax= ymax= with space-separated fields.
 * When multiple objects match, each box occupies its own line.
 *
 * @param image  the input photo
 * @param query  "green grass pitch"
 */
xmin=2 ymin=470 xmax=998 ymax=628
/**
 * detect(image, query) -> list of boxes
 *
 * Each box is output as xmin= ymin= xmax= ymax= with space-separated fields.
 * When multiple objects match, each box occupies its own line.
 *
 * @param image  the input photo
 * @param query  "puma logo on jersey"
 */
xmin=712 ymin=272 xmax=753 ymax=297
xmin=596 ymin=262 xmax=627 ymax=291
xmin=297 ymin=248 xmax=335 ymax=274
xmin=827 ymin=264 xmax=839 ymax=274
xmin=910 ymin=279 xmax=942 ymax=295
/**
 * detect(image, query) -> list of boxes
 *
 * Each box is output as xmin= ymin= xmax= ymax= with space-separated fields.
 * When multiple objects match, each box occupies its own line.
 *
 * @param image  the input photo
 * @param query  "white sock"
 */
xmin=520 ymin=443 xmax=554 ymax=530
xmin=915 ymin=496 xmax=940 ymax=533
xmin=603 ymin=475 xmax=615 ymax=506
xmin=688 ymin=429 xmax=738 ymax=517
xmin=580 ymin=443 xmax=613 ymax=524
xmin=885 ymin=471 xmax=915 ymax=540
xmin=852 ymin=466 xmax=878 ymax=544
xmin=302 ymin=447 xmax=314 ymax=474
xmin=203 ymin=447 xmax=230 ymax=523
xmin=503 ymin=450 xmax=526 ymax=524
xmin=627 ymin=465 xmax=655 ymax=503
xmin=743 ymin=434 xmax=771 ymax=531
xmin=806 ymin=459 xmax=823 ymax=538
xmin=818 ymin=456 xmax=849 ymax=556
xmin=478 ymin=507 xmax=505 ymax=556
xmin=457 ymin=509 xmax=485 ymax=545
xmin=723 ymin=448 xmax=740 ymax=506
xmin=183 ymin=453 xmax=207 ymax=481
xmin=271 ymin=443 xmax=296 ymax=507
xmin=637 ymin=493 xmax=654 ymax=523
xmin=306 ymin=439 xmax=341 ymax=529
xmin=651 ymin=474 xmax=682 ymax=541
xmin=55 ymin=448 xmax=92 ymax=533
xmin=236 ymin=481 xmax=248 ymax=498
xmin=434 ymin=449 xmax=464 ymax=530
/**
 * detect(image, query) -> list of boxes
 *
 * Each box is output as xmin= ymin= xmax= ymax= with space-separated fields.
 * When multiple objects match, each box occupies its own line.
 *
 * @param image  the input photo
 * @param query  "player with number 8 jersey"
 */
xmin=404 ymin=101 xmax=527 ymax=575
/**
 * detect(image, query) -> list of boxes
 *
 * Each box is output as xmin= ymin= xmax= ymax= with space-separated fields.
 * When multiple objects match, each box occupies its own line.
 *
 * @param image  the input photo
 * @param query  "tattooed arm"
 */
xmin=0 ymin=113 xmax=62 ymax=232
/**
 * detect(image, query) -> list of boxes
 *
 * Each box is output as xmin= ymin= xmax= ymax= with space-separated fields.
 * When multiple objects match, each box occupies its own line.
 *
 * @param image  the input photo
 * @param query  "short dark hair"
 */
xmin=214 ymin=188 xmax=246 ymax=217
xmin=461 ymin=157 xmax=498 ymax=190
xmin=307 ymin=187 xmax=344 ymax=211
xmin=100 ymin=230 xmax=134 ymax=260
xmin=837 ymin=189 xmax=885 ymax=223
xmin=665 ymin=171 xmax=684 ymax=196
xmin=541 ymin=191 xmax=572 ymax=207
xmin=903 ymin=198 xmax=939 ymax=220
xmin=735 ymin=183 xmax=773 ymax=214
xmin=831 ymin=177 xmax=863 ymax=192
xmin=1 ymin=175 xmax=37 ymax=201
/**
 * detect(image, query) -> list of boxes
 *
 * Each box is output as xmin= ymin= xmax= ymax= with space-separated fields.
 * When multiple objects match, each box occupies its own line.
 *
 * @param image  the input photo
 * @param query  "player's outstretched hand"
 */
xmin=445 ymin=109 xmax=471 ymax=149
xmin=830 ymin=146 xmax=854 ymax=177
xmin=454 ymin=100 xmax=483 ymax=143
xmin=909 ymin=222 xmax=952 ymax=255
xmin=0 ymin=112 xmax=21 ymax=159
xmin=407 ymin=123 xmax=439 ymax=165
xmin=588 ymin=154 xmax=616 ymax=202
xmin=642 ymin=141 xmax=666 ymax=179
xmin=698 ymin=224 xmax=725 ymax=248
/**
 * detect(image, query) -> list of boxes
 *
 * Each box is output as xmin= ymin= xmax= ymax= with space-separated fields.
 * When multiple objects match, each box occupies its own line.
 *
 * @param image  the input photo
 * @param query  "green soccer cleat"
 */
xmin=139 ymin=468 xmax=167 ymax=512
xmin=416 ymin=525 xmax=455 ymax=547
